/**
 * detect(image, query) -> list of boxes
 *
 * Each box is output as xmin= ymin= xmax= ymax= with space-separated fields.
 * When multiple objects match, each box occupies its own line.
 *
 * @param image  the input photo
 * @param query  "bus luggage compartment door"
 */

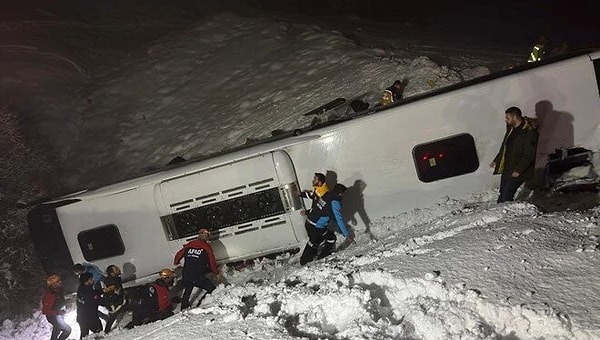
xmin=155 ymin=151 xmax=305 ymax=262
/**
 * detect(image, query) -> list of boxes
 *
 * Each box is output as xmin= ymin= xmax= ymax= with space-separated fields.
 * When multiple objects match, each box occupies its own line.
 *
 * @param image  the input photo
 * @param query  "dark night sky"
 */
xmin=0 ymin=1 xmax=597 ymax=50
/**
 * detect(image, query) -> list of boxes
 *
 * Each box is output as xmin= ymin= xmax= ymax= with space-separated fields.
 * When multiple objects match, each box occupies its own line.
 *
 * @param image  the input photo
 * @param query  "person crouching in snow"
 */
xmin=42 ymin=274 xmax=72 ymax=340
xmin=174 ymin=228 xmax=222 ymax=310
xmin=125 ymin=268 xmax=176 ymax=329
xmin=76 ymin=272 xmax=103 ymax=339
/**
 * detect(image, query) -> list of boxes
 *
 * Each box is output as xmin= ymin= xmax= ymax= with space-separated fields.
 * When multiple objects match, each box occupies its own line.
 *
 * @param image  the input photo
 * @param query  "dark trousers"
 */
xmin=300 ymin=222 xmax=336 ymax=265
xmin=181 ymin=277 xmax=216 ymax=309
xmin=78 ymin=321 xmax=102 ymax=340
xmin=498 ymin=172 xmax=525 ymax=203
xmin=104 ymin=303 xmax=127 ymax=333
xmin=46 ymin=315 xmax=71 ymax=340
xmin=127 ymin=304 xmax=174 ymax=328
xmin=77 ymin=313 xmax=102 ymax=340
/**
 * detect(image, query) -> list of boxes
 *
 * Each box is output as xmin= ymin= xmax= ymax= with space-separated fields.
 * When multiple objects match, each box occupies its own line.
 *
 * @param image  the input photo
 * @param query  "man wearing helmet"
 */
xmin=125 ymin=268 xmax=175 ymax=328
xmin=42 ymin=274 xmax=72 ymax=340
xmin=174 ymin=228 xmax=222 ymax=310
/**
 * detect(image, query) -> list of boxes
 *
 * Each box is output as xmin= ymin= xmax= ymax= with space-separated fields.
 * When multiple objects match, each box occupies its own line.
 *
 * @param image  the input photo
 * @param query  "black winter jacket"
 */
xmin=76 ymin=284 xmax=102 ymax=323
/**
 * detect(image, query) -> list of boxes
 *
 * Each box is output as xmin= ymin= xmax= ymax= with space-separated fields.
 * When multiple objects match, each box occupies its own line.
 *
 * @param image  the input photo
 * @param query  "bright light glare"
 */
xmin=63 ymin=308 xmax=81 ymax=339
xmin=322 ymin=136 xmax=335 ymax=144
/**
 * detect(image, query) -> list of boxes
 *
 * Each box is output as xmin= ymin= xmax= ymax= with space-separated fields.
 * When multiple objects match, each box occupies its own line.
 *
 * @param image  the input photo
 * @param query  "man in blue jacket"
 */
xmin=300 ymin=183 xmax=354 ymax=265
xmin=73 ymin=263 xmax=105 ymax=291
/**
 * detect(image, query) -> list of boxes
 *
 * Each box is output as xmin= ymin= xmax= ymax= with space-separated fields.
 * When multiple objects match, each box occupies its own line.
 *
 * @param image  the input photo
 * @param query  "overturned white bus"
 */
xmin=28 ymin=50 xmax=600 ymax=292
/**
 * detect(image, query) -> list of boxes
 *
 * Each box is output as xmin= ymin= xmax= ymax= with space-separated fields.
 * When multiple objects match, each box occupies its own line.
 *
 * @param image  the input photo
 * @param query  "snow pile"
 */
xmin=3 ymin=11 xmax=490 ymax=192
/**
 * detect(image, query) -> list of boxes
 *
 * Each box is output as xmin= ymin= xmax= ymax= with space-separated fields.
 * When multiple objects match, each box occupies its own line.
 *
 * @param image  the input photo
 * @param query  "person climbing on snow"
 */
xmin=300 ymin=172 xmax=329 ymax=215
xmin=174 ymin=228 xmax=222 ymax=310
xmin=300 ymin=183 xmax=354 ymax=265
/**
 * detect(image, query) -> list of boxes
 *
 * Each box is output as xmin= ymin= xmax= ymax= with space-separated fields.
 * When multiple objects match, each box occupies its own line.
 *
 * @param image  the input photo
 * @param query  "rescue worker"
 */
xmin=527 ymin=36 xmax=547 ymax=63
xmin=125 ymin=268 xmax=176 ymax=328
xmin=490 ymin=106 xmax=539 ymax=203
xmin=42 ymin=274 xmax=72 ymax=340
xmin=73 ymin=262 xmax=108 ymax=322
xmin=380 ymin=79 xmax=405 ymax=105
xmin=102 ymin=264 xmax=126 ymax=333
xmin=300 ymin=183 xmax=354 ymax=265
xmin=76 ymin=272 xmax=103 ymax=339
xmin=300 ymin=172 xmax=329 ymax=214
xmin=174 ymin=228 xmax=222 ymax=310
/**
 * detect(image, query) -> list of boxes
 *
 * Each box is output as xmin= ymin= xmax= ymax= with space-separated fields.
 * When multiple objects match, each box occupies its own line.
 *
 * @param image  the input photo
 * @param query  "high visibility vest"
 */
xmin=380 ymin=90 xmax=393 ymax=106
xmin=528 ymin=44 xmax=545 ymax=63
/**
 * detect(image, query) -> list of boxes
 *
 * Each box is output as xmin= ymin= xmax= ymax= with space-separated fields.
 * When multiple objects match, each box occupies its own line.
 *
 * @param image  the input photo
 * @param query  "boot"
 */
xmin=300 ymin=242 xmax=318 ymax=265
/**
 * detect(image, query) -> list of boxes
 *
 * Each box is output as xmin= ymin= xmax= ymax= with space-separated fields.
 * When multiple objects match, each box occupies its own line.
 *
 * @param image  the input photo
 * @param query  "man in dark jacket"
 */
xmin=300 ymin=183 xmax=354 ymax=265
xmin=76 ymin=272 xmax=103 ymax=339
xmin=174 ymin=228 xmax=222 ymax=309
xmin=125 ymin=268 xmax=176 ymax=329
xmin=102 ymin=264 xmax=126 ymax=333
xmin=490 ymin=106 xmax=539 ymax=203
xmin=42 ymin=274 xmax=71 ymax=340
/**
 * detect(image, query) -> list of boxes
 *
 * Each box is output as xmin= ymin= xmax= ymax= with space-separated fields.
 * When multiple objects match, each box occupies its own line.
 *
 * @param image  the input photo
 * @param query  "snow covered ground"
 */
xmin=0 ymin=1 xmax=599 ymax=339
xmin=3 ymin=193 xmax=600 ymax=339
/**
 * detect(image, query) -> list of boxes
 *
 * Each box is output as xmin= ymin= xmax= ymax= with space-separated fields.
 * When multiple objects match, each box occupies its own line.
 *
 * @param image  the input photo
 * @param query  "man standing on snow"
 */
xmin=174 ymin=228 xmax=222 ymax=309
xmin=490 ymin=106 xmax=539 ymax=203
xmin=300 ymin=183 xmax=354 ymax=265
xmin=42 ymin=274 xmax=72 ymax=340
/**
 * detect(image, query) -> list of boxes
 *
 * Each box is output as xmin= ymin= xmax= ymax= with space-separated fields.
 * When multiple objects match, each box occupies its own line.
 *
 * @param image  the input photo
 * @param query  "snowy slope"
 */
xmin=4 ymin=194 xmax=599 ymax=339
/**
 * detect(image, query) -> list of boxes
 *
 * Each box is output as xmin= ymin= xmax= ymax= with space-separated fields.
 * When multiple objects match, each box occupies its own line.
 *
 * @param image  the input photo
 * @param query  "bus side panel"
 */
xmin=286 ymin=54 xmax=600 ymax=232
xmin=156 ymin=151 xmax=305 ymax=263
xmin=56 ymin=185 xmax=172 ymax=284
